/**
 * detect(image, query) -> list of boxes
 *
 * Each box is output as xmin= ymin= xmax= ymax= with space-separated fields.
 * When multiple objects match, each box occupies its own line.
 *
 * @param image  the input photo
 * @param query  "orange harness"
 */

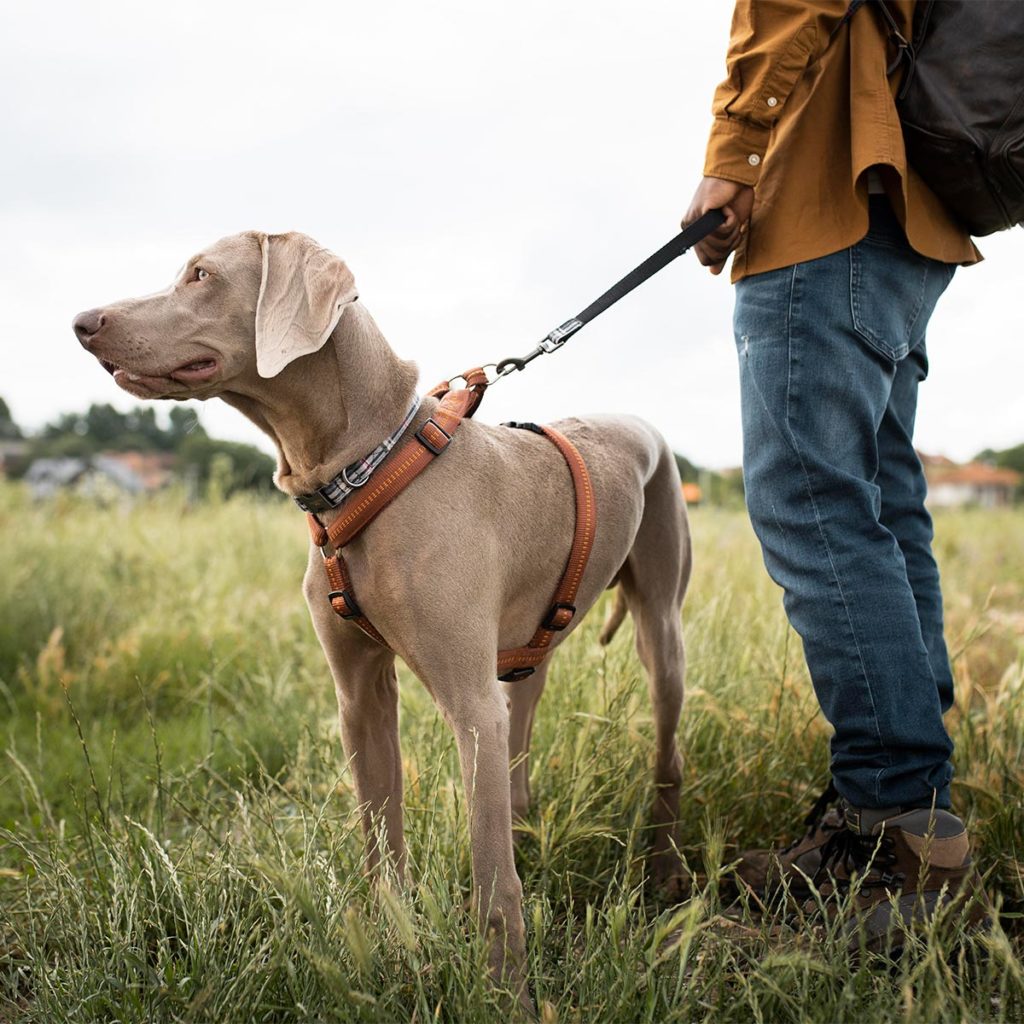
xmin=306 ymin=366 xmax=597 ymax=682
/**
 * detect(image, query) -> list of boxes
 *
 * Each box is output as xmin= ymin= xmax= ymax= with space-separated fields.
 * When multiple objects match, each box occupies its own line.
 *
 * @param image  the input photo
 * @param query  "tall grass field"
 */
xmin=1 ymin=482 xmax=1022 ymax=1022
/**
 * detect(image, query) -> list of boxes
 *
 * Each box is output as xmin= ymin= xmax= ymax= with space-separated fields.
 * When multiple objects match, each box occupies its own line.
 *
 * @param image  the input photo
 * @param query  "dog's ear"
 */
xmin=254 ymin=232 xmax=358 ymax=378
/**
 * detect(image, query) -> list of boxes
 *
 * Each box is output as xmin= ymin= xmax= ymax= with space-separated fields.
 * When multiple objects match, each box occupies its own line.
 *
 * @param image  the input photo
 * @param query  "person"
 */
xmin=682 ymin=0 xmax=985 ymax=941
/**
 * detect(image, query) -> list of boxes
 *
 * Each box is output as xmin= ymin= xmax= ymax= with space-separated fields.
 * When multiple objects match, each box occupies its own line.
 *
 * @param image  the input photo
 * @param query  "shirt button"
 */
xmin=747 ymin=153 xmax=761 ymax=166
xmin=767 ymin=96 xmax=779 ymax=107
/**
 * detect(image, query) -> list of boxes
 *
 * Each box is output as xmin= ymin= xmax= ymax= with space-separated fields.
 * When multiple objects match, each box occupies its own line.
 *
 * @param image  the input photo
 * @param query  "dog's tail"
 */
xmin=598 ymin=586 xmax=628 ymax=646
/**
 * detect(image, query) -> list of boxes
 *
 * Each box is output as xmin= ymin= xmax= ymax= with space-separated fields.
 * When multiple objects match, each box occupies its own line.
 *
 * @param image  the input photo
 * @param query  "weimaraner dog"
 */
xmin=73 ymin=232 xmax=691 ymax=1009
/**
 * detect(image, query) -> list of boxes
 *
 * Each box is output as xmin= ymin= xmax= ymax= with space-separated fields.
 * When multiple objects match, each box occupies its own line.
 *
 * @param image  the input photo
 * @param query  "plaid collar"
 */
xmin=292 ymin=395 xmax=422 ymax=514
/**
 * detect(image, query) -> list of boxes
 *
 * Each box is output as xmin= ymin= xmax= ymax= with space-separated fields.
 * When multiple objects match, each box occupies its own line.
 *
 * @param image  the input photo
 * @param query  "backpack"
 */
xmin=850 ymin=0 xmax=1024 ymax=236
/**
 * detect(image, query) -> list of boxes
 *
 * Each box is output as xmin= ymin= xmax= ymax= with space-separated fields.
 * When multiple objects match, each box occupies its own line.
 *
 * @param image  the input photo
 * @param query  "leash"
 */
xmin=489 ymin=208 xmax=725 ymax=381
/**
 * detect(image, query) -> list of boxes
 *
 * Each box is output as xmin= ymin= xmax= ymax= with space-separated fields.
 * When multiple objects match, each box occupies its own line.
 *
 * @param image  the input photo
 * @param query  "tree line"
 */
xmin=0 ymin=398 xmax=277 ymax=497
xmin=2 ymin=397 xmax=1020 ymax=503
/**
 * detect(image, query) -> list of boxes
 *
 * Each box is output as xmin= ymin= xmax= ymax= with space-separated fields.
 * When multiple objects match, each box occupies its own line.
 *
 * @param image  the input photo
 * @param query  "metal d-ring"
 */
xmin=341 ymin=465 xmax=371 ymax=488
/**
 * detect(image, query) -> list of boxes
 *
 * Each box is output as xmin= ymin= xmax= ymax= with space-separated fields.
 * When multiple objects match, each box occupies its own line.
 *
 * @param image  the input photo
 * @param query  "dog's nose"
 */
xmin=73 ymin=308 xmax=106 ymax=346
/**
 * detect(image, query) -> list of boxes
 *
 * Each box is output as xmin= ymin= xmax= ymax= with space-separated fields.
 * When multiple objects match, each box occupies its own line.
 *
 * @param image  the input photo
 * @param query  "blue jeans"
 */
xmin=734 ymin=197 xmax=957 ymax=810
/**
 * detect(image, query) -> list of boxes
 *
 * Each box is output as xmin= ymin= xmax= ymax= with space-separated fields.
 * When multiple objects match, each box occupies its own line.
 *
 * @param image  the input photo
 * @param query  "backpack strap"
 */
xmin=834 ymin=0 xmax=916 ymax=77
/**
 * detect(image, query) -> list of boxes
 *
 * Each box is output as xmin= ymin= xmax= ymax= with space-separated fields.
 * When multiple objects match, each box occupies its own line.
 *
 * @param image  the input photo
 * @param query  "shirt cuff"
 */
xmin=703 ymin=117 xmax=772 ymax=187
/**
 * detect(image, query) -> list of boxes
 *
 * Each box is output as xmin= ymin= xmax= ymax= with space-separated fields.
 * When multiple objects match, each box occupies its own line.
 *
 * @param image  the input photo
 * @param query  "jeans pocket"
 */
xmin=849 ymin=239 xmax=950 ymax=362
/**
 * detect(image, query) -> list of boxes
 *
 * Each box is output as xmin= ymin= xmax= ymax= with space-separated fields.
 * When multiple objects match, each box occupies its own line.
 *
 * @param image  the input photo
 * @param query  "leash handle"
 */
xmin=495 ymin=208 xmax=726 ymax=376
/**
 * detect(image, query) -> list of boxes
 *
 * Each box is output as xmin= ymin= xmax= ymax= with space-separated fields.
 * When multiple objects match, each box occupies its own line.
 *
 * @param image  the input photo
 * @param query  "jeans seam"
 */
xmin=783 ymin=261 xmax=891 ymax=803
xmin=904 ymin=260 xmax=929 ymax=345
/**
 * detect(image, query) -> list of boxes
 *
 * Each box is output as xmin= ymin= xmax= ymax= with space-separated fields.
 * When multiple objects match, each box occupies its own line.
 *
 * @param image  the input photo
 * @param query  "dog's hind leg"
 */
xmin=504 ymin=661 xmax=549 ymax=835
xmin=620 ymin=443 xmax=692 ymax=898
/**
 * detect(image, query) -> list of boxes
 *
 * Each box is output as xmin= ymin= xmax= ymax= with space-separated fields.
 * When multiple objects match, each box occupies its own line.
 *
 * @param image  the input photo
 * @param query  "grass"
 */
xmin=0 ymin=482 xmax=1022 ymax=1022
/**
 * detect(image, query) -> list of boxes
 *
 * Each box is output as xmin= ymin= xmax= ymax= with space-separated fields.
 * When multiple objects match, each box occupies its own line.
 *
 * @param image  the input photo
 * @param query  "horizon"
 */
xmin=4 ymin=393 xmax=1018 ymax=476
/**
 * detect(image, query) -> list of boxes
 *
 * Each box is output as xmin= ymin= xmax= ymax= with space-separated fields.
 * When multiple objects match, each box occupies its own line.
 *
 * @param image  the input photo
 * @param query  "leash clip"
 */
xmin=539 ymin=318 xmax=583 ymax=353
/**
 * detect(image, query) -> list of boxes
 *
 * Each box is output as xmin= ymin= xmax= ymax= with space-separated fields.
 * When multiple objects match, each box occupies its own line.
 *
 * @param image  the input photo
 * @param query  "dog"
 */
xmin=73 ymin=231 xmax=691 ymax=1008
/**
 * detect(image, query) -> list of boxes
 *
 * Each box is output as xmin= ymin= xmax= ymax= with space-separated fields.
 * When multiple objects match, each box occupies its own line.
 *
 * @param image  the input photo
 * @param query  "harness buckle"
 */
xmin=328 ymin=589 xmax=363 ymax=620
xmin=502 ymin=421 xmax=545 ymax=435
xmin=498 ymin=667 xmax=536 ymax=682
xmin=415 ymin=417 xmax=452 ymax=456
xmin=543 ymin=602 xmax=576 ymax=631
xmin=298 ymin=487 xmax=339 ymax=514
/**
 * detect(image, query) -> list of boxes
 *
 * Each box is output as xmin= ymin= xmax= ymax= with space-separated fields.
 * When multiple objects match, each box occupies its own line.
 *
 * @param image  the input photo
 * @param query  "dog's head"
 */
xmin=72 ymin=231 xmax=358 ymax=400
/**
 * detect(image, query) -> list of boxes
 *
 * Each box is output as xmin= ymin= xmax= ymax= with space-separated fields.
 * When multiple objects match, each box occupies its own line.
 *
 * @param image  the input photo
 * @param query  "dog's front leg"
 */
xmin=425 ymin=660 xmax=531 ymax=1011
xmin=307 ymin=586 xmax=407 ymax=881
xmin=333 ymin=649 xmax=407 ymax=881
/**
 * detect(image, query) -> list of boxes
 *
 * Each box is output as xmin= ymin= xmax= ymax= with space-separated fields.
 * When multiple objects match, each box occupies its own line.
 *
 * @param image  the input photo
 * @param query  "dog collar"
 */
xmin=292 ymin=395 xmax=422 ymax=514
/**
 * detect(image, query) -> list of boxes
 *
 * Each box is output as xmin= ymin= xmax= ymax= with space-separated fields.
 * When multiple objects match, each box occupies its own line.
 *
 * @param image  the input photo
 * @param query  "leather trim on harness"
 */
xmin=495 ymin=421 xmax=596 ymax=681
xmin=307 ymin=367 xmax=596 ymax=682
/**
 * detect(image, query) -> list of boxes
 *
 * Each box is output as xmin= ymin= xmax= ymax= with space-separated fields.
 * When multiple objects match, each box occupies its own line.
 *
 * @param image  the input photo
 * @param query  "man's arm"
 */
xmin=685 ymin=1 xmax=846 ymax=274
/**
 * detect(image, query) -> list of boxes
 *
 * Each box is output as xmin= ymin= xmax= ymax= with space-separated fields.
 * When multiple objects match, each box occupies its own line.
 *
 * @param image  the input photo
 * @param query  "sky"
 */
xmin=2 ymin=0 xmax=1021 ymax=469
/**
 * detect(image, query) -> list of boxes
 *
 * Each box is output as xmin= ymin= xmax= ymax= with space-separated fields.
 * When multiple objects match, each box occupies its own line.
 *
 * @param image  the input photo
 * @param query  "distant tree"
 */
xmin=672 ymin=452 xmax=746 ymax=507
xmin=41 ymin=411 xmax=89 ymax=442
xmin=88 ymin=404 xmax=139 ymax=448
xmin=177 ymin=435 xmax=277 ymax=497
xmin=706 ymin=470 xmax=746 ymax=508
xmin=977 ymin=443 xmax=1024 ymax=500
xmin=24 ymin=402 xmax=275 ymax=496
xmin=37 ymin=404 xmax=177 ymax=452
xmin=34 ymin=434 xmax=94 ymax=459
xmin=674 ymin=452 xmax=699 ymax=484
xmin=0 ymin=397 xmax=22 ymax=439
xmin=168 ymin=406 xmax=206 ymax=446
xmin=983 ymin=443 xmax=1024 ymax=474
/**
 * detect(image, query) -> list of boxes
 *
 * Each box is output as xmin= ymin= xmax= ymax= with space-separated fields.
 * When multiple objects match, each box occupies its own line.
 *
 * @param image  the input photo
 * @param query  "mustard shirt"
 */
xmin=703 ymin=0 xmax=981 ymax=282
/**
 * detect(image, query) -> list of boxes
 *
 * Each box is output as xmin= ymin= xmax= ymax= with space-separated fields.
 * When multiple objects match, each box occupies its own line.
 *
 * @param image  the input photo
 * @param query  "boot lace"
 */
xmin=815 ymin=826 xmax=903 ymax=892
xmin=780 ymin=779 xmax=842 ymax=856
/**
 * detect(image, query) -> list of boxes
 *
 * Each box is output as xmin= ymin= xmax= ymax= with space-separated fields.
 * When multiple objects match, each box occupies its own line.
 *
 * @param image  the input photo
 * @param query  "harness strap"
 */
xmin=308 ymin=378 xmax=486 ymax=649
xmin=319 ymin=543 xmax=389 ymax=646
xmin=495 ymin=423 xmax=597 ymax=682
xmin=307 ymin=371 xmax=597 ymax=680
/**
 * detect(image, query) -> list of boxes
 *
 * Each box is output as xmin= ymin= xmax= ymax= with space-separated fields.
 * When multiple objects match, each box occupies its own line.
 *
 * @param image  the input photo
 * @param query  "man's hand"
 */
xmin=683 ymin=177 xmax=755 ymax=276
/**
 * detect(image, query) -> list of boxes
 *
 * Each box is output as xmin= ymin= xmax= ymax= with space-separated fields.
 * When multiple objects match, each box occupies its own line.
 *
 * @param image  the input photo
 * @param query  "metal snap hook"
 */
xmin=494 ymin=357 xmax=526 ymax=377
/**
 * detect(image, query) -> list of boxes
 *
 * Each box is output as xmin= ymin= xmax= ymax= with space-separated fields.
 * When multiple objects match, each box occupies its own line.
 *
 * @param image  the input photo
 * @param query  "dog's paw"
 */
xmin=648 ymin=851 xmax=692 ymax=903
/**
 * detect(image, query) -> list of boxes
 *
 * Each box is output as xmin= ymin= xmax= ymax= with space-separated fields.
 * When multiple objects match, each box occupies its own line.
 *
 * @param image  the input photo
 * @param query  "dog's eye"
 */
xmin=195 ymin=267 xmax=209 ymax=282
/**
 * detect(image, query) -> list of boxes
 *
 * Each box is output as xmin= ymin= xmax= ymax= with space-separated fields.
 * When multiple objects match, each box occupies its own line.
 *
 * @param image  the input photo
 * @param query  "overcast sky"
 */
xmin=2 ymin=0 xmax=1021 ymax=468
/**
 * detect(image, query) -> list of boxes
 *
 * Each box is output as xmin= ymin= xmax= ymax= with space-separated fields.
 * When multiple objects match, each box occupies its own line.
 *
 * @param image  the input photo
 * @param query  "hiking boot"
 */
xmin=730 ymin=781 xmax=846 ymax=897
xmin=806 ymin=802 xmax=989 ymax=953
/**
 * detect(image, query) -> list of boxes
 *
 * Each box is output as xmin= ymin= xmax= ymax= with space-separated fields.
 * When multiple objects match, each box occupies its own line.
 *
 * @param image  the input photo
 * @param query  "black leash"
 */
xmin=491 ymin=208 xmax=726 ymax=379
